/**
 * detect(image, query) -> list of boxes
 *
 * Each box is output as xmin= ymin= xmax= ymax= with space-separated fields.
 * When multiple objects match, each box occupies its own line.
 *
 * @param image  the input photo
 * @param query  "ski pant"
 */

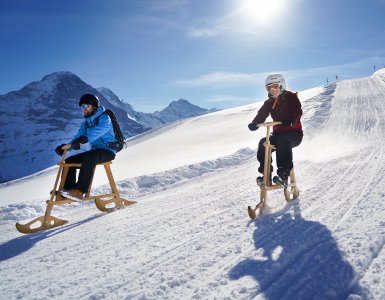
xmin=257 ymin=130 xmax=303 ymax=177
xmin=63 ymin=149 xmax=115 ymax=193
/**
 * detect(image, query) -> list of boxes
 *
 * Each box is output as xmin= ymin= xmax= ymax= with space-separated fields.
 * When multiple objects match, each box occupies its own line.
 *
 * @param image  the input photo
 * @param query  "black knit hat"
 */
xmin=79 ymin=94 xmax=99 ymax=108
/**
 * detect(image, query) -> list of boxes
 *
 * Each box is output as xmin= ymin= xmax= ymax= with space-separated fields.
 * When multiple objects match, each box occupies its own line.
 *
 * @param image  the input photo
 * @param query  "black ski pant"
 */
xmin=257 ymin=130 xmax=303 ymax=177
xmin=63 ymin=149 xmax=115 ymax=193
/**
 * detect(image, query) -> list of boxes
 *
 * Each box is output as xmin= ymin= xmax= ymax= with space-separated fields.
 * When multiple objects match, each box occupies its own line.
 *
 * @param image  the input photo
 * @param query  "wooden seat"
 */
xmin=56 ymin=161 xmax=123 ymax=204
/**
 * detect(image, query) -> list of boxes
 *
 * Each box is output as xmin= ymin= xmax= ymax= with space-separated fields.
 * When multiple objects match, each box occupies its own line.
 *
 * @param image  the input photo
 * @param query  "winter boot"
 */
xmin=273 ymin=173 xmax=289 ymax=189
xmin=50 ymin=190 xmax=69 ymax=200
xmin=256 ymin=174 xmax=272 ymax=187
xmin=61 ymin=189 xmax=84 ymax=200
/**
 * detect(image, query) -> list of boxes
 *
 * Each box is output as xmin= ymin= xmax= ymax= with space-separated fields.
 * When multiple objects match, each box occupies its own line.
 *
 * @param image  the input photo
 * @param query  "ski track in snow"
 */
xmin=1 ymin=72 xmax=385 ymax=299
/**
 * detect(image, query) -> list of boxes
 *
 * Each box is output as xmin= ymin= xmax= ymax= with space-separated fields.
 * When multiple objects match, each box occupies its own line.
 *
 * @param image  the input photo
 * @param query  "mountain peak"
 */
xmin=173 ymin=98 xmax=190 ymax=104
xmin=41 ymin=71 xmax=81 ymax=84
xmin=43 ymin=70 xmax=76 ymax=78
xmin=18 ymin=71 xmax=85 ymax=94
xmin=155 ymin=98 xmax=211 ymax=123
xmin=168 ymin=99 xmax=199 ymax=109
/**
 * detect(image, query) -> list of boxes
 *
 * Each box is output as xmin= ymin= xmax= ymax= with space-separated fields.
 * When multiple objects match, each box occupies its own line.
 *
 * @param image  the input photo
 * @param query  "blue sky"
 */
xmin=1 ymin=0 xmax=385 ymax=112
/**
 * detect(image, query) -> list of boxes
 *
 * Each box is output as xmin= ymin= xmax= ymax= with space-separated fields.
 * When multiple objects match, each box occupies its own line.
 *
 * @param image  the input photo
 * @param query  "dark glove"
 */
xmin=71 ymin=135 xmax=88 ymax=150
xmin=55 ymin=144 xmax=66 ymax=156
xmin=248 ymin=122 xmax=259 ymax=131
xmin=281 ymin=119 xmax=294 ymax=127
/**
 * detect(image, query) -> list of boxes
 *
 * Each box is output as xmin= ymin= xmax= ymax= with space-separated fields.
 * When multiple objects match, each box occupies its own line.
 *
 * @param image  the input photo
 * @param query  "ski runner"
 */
xmin=248 ymin=74 xmax=303 ymax=188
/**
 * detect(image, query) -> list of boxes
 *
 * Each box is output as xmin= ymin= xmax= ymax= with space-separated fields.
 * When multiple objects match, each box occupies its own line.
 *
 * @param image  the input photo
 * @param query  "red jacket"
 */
xmin=252 ymin=90 xmax=303 ymax=133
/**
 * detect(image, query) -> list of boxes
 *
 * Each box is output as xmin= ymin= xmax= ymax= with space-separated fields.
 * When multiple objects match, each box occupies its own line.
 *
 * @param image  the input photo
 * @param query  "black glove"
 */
xmin=248 ymin=122 xmax=259 ymax=131
xmin=55 ymin=144 xmax=66 ymax=156
xmin=71 ymin=135 xmax=88 ymax=150
xmin=281 ymin=119 xmax=294 ymax=127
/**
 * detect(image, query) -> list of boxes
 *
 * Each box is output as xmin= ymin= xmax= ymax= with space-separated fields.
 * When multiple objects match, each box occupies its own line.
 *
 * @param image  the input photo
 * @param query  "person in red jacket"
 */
xmin=248 ymin=74 xmax=303 ymax=188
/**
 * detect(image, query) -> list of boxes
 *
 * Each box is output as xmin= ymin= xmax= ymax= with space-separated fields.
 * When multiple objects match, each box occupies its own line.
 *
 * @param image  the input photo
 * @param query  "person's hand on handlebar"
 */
xmin=248 ymin=122 xmax=259 ymax=131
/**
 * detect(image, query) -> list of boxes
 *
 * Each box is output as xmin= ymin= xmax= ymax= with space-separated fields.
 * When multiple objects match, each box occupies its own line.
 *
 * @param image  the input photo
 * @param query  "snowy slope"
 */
xmin=1 ymin=71 xmax=385 ymax=299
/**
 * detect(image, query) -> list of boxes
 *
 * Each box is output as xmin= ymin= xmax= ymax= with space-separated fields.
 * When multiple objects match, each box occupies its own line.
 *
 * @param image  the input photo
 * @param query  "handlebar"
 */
xmin=60 ymin=148 xmax=68 ymax=163
xmin=257 ymin=121 xmax=282 ymax=127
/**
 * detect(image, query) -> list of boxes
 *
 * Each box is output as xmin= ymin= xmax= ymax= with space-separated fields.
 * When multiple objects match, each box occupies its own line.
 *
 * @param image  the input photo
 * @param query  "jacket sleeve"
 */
xmin=252 ymin=100 xmax=271 ymax=124
xmin=85 ymin=114 xmax=112 ymax=143
xmin=289 ymin=93 xmax=302 ymax=121
xmin=71 ymin=122 xmax=86 ymax=143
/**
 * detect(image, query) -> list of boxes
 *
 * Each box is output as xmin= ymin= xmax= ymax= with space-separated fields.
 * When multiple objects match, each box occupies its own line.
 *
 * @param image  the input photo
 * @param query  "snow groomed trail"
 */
xmin=1 ymin=70 xmax=385 ymax=299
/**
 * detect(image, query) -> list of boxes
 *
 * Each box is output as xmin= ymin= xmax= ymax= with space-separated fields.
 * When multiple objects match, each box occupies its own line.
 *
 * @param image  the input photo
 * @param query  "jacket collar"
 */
xmin=85 ymin=106 xmax=105 ymax=123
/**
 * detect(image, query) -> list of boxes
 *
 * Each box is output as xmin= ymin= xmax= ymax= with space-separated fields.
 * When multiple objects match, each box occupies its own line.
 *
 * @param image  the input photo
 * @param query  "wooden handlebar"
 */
xmin=257 ymin=121 xmax=282 ymax=127
xmin=60 ymin=148 xmax=68 ymax=163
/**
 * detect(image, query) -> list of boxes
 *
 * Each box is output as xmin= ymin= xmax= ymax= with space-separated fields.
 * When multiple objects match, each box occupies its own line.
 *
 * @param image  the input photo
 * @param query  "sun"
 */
xmin=241 ymin=0 xmax=285 ymax=25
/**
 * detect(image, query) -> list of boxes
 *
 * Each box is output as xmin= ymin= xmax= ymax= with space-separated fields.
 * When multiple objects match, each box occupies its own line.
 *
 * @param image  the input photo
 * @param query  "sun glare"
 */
xmin=242 ymin=0 xmax=284 ymax=25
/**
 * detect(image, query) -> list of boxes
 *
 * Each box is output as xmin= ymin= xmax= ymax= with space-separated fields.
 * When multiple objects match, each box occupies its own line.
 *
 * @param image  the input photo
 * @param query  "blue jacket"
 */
xmin=71 ymin=106 xmax=116 ymax=154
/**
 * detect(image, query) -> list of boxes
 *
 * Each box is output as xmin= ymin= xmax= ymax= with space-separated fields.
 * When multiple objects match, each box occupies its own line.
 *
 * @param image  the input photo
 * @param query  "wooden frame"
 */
xmin=16 ymin=149 xmax=136 ymax=234
xmin=248 ymin=121 xmax=300 ymax=219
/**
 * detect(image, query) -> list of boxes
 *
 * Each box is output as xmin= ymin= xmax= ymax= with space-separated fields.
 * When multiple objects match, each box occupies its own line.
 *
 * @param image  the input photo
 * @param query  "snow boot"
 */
xmin=61 ymin=189 xmax=84 ymax=200
xmin=50 ymin=190 xmax=70 ymax=200
xmin=273 ymin=174 xmax=288 ymax=189
xmin=256 ymin=174 xmax=272 ymax=187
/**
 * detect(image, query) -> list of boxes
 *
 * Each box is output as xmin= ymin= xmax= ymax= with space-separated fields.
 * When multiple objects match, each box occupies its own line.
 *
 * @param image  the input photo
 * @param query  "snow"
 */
xmin=1 ymin=71 xmax=385 ymax=299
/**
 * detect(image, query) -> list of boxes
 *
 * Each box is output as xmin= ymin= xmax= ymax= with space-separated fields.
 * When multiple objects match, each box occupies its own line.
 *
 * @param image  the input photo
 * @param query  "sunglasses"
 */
xmin=80 ymin=104 xmax=90 ymax=109
xmin=266 ymin=83 xmax=280 ymax=92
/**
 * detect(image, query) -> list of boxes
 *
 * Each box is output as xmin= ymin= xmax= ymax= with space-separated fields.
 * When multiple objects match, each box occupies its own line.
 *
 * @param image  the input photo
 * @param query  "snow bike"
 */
xmin=248 ymin=121 xmax=300 ymax=219
xmin=15 ymin=148 xmax=136 ymax=234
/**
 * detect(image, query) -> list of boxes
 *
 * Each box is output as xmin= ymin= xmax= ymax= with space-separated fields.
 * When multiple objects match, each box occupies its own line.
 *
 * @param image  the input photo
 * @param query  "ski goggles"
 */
xmin=80 ymin=104 xmax=90 ymax=109
xmin=266 ymin=83 xmax=280 ymax=92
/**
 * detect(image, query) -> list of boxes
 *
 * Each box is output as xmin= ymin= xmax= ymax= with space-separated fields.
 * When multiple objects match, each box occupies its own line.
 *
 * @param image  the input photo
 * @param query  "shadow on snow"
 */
xmin=0 ymin=214 xmax=103 ymax=262
xmin=229 ymin=201 xmax=364 ymax=299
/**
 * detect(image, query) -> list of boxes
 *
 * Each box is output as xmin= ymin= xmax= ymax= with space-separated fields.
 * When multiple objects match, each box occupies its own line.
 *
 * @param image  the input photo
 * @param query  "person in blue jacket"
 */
xmin=55 ymin=94 xmax=116 ymax=199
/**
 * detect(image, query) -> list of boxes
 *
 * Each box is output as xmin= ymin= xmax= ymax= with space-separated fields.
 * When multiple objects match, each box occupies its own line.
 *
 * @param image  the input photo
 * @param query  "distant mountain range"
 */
xmin=0 ymin=71 xmax=218 ymax=183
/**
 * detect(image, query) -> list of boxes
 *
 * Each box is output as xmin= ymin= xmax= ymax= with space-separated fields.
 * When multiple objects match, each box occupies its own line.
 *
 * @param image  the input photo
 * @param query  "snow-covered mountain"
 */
xmin=1 ymin=69 xmax=385 ymax=299
xmin=0 ymin=72 xmax=216 ymax=183
xmin=154 ymin=98 xmax=218 ymax=123
xmin=97 ymin=87 xmax=164 ymax=129
xmin=97 ymin=87 xmax=218 ymax=128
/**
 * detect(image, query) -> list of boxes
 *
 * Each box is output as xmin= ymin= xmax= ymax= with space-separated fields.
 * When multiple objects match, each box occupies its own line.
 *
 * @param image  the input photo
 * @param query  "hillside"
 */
xmin=1 ymin=70 xmax=385 ymax=299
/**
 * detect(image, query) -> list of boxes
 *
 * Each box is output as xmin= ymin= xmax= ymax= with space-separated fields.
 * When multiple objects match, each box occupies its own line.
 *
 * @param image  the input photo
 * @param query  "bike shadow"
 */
xmin=0 ymin=214 xmax=103 ymax=262
xmin=229 ymin=201 xmax=364 ymax=299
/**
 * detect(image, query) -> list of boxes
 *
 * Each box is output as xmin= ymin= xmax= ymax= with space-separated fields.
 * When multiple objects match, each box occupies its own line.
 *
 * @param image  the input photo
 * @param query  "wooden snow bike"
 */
xmin=248 ymin=121 xmax=300 ymax=219
xmin=16 ymin=149 xmax=136 ymax=234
